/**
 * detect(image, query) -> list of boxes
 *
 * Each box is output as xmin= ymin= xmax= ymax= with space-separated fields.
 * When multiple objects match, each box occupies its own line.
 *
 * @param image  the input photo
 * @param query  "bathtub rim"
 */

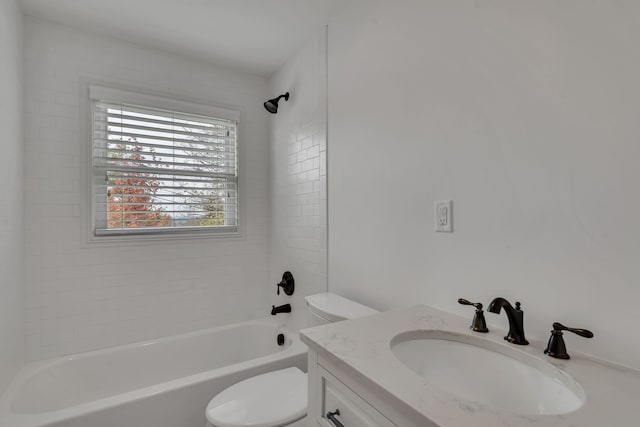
xmin=0 ymin=317 xmax=306 ymax=427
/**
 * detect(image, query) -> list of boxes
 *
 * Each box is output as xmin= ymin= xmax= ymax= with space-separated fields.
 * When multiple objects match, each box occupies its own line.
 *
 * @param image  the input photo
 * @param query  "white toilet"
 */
xmin=205 ymin=292 xmax=378 ymax=427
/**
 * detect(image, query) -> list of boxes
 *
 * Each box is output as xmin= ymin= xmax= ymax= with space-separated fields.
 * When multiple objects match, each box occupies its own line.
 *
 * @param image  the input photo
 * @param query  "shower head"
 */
xmin=264 ymin=92 xmax=289 ymax=114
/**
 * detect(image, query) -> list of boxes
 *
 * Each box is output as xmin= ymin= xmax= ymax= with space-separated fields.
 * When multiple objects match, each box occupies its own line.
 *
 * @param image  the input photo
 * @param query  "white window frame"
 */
xmin=85 ymin=84 xmax=244 ymax=243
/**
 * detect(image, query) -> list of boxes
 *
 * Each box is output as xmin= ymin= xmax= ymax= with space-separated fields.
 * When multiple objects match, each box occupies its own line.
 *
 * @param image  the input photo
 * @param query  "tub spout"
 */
xmin=271 ymin=304 xmax=292 ymax=315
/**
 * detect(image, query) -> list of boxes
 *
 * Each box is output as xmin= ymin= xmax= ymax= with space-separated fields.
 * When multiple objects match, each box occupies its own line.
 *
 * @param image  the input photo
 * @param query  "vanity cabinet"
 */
xmin=314 ymin=365 xmax=395 ymax=427
xmin=307 ymin=349 xmax=430 ymax=427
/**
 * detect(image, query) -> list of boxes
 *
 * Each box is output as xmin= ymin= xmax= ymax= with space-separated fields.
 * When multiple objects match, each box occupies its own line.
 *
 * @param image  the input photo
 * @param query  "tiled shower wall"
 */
xmin=268 ymin=29 xmax=328 ymax=329
xmin=23 ymin=18 xmax=272 ymax=361
xmin=0 ymin=0 xmax=24 ymax=392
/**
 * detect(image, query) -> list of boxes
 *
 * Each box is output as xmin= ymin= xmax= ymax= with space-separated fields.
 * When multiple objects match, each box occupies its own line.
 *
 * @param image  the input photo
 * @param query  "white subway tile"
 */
xmin=24 ymin=18 xmax=271 ymax=360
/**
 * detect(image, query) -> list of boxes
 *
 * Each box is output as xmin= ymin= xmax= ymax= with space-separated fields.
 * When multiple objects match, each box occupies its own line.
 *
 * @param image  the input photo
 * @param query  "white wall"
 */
xmin=268 ymin=29 xmax=328 ymax=329
xmin=328 ymin=0 xmax=640 ymax=369
xmin=24 ymin=17 xmax=272 ymax=361
xmin=0 ymin=0 xmax=24 ymax=392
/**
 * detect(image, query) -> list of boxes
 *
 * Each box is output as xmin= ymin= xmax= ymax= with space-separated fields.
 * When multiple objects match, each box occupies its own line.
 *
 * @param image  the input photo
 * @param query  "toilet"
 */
xmin=205 ymin=292 xmax=378 ymax=427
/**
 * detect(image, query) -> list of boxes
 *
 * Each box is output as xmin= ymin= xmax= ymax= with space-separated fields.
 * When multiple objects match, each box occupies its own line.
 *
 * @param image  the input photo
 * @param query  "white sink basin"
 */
xmin=390 ymin=331 xmax=585 ymax=415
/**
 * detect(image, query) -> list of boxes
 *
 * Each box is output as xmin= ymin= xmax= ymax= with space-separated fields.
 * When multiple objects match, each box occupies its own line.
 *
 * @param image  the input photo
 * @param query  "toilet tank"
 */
xmin=305 ymin=292 xmax=378 ymax=327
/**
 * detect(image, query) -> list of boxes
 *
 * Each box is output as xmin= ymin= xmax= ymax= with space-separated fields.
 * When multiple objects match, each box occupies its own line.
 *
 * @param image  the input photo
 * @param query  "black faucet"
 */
xmin=487 ymin=297 xmax=529 ymax=345
xmin=271 ymin=304 xmax=291 ymax=315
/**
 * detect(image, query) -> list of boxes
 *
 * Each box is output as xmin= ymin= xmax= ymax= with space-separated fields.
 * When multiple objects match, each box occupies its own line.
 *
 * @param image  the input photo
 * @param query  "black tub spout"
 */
xmin=271 ymin=304 xmax=292 ymax=315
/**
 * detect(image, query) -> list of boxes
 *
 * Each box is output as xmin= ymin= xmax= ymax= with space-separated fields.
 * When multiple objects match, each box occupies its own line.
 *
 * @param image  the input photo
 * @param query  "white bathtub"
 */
xmin=0 ymin=318 xmax=306 ymax=427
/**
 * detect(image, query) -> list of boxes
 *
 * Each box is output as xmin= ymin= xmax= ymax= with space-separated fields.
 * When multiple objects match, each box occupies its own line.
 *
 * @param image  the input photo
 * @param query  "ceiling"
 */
xmin=19 ymin=0 xmax=352 ymax=76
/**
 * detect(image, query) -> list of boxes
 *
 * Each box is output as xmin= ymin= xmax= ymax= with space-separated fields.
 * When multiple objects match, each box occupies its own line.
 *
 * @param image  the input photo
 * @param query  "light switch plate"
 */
xmin=435 ymin=200 xmax=453 ymax=232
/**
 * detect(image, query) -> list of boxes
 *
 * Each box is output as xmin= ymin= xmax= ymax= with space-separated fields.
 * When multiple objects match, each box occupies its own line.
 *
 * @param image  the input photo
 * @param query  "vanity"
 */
xmin=300 ymin=305 xmax=640 ymax=427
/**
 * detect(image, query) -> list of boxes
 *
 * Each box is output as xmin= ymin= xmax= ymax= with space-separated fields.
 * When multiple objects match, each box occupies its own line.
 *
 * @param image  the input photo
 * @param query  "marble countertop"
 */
xmin=300 ymin=305 xmax=640 ymax=427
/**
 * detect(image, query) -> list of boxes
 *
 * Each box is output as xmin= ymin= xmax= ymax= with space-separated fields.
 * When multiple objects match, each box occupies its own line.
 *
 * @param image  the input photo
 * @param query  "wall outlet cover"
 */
xmin=435 ymin=200 xmax=453 ymax=232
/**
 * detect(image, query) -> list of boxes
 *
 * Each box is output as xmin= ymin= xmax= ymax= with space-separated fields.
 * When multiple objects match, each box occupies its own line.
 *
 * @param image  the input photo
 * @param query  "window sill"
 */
xmin=85 ymin=226 xmax=243 ymax=246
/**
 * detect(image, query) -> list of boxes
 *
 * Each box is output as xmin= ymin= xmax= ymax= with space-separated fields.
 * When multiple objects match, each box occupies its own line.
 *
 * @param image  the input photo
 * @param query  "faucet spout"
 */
xmin=487 ymin=297 xmax=529 ymax=345
xmin=271 ymin=304 xmax=292 ymax=316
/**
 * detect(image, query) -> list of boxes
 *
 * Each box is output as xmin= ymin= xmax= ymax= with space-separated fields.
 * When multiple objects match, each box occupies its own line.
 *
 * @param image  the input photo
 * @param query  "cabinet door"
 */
xmin=315 ymin=366 xmax=396 ymax=427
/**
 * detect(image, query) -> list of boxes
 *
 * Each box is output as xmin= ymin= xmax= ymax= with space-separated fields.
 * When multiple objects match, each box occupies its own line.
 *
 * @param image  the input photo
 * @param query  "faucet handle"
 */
xmin=276 ymin=271 xmax=295 ymax=296
xmin=458 ymin=298 xmax=483 ymax=310
xmin=552 ymin=322 xmax=594 ymax=338
xmin=545 ymin=322 xmax=593 ymax=359
xmin=458 ymin=298 xmax=489 ymax=333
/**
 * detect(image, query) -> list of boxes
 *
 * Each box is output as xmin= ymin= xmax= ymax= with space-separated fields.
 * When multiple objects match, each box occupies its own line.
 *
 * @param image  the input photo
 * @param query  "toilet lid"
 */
xmin=306 ymin=292 xmax=378 ymax=322
xmin=206 ymin=367 xmax=307 ymax=427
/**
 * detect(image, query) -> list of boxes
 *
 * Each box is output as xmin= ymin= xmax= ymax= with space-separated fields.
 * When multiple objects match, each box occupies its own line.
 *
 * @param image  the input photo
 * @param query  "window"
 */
xmin=90 ymin=86 xmax=239 ymax=237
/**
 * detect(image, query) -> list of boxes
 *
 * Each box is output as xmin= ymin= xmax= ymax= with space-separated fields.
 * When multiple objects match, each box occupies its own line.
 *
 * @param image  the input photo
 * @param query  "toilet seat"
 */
xmin=206 ymin=367 xmax=307 ymax=427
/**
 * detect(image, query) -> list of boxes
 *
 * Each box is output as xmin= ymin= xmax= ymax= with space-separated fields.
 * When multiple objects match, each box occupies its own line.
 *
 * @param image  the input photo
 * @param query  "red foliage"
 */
xmin=106 ymin=145 xmax=172 ymax=229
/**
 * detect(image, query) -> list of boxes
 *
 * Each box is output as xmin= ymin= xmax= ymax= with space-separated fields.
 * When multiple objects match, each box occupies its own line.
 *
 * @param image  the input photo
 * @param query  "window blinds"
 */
xmin=92 ymin=99 xmax=238 ymax=235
